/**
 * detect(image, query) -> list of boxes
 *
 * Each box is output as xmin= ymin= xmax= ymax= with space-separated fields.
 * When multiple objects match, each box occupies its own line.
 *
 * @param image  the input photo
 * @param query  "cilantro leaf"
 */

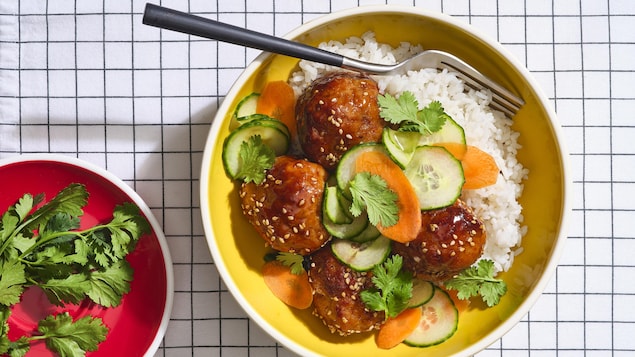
xmin=360 ymin=255 xmax=413 ymax=318
xmin=0 ymin=306 xmax=10 ymax=354
xmin=37 ymin=313 xmax=108 ymax=356
xmin=378 ymin=92 xmax=449 ymax=135
xmin=377 ymin=91 xmax=420 ymax=125
xmin=86 ymin=260 xmax=133 ymax=308
xmin=38 ymin=273 xmax=91 ymax=306
xmin=23 ymin=184 xmax=88 ymax=234
xmin=0 ymin=259 xmax=26 ymax=306
xmin=416 ymin=101 xmax=448 ymax=133
xmin=275 ymin=252 xmax=305 ymax=275
xmin=348 ymin=172 xmax=399 ymax=228
xmin=444 ymin=259 xmax=507 ymax=307
xmin=235 ymin=135 xmax=275 ymax=184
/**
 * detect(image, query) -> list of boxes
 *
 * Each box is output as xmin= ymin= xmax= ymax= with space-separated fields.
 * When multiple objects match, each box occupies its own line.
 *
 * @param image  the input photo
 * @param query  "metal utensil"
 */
xmin=142 ymin=3 xmax=523 ymax=117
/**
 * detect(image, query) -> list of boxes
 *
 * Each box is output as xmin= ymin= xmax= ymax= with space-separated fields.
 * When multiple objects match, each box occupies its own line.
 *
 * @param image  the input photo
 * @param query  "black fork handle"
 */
xmin=142 ymin=3 xmax=344 ymax=67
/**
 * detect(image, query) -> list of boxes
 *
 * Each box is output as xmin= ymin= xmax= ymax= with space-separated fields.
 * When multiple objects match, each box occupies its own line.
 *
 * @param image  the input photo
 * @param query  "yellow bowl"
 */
xmin=200 ymin=5 xmax=570 ymax=356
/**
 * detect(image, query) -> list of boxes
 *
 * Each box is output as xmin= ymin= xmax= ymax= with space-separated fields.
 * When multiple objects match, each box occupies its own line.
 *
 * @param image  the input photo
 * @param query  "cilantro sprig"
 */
xmin=0 ymin=183 xmax=150 ymax=356
xmin=235 ymin=135 xmax=275 ymax=184
xmin=444 ymin=259 xmax=507 ymax=307
xmin=275 ymin=252 xmax=305 ymax=275
xmin=360 ymin=255 xmax=413 ymax=319
xmin=348 ymin=172 xmax=399 ymax=228
xmin=378 ymin=91 xmax=450 ymax=134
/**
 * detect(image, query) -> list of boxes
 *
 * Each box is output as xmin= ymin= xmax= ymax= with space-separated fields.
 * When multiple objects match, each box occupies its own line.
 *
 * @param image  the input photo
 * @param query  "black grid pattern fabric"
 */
xmin=1 ymin=0 xmax=634 ymax=356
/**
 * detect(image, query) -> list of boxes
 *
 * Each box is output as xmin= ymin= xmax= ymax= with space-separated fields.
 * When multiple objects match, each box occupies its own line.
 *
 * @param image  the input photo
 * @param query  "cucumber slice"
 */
xmin=233 ymin=92 xmax=260 ymax=119
xmin=322 ymin=206 xmax=369 ymax=239
xmin=236 ymin=113 xmax=271 ymax=125
xmin=348 ymin=222 xmax=381 ymax=243
xmin=336 ymin=143 xmax=386 ymax=198
xmin=407 ymin=279 xmax=435 ymax=308
xmin=418 ymin=117 xmax=467 ymax=158
xmin=331 ymin=235 xmax=391 ymax=271
xmin=404 ymin=146 xmax=464 ymax=210
xmin=404 ymin=287 xmax=458 ymax=347
xmin=323 ymin=186 xmax=353 ymax=224
xmin=382 ymin=128 xmax=420 ymax=168
xmin=222 ymin=119 xmax=290 ymax=179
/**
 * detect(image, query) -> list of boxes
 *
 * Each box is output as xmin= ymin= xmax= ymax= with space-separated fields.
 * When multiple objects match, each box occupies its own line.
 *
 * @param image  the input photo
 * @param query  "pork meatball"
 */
xmin=296 ymin=72 xmax=384 ymax=171
xmin=392 ymin=199 xmax=486 ymax=282
xmin=240 ymin=155 xmax=330 ymax=255
xmin=308 ymin=244 xmax=385 ymax=335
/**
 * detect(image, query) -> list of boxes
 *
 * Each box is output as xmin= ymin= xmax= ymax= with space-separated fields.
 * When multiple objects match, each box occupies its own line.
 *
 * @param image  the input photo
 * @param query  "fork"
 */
xmin=143 ymin=3 xmax=523 ymax=117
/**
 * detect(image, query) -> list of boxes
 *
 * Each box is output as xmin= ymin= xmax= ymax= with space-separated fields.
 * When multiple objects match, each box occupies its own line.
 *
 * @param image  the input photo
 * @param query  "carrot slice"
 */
xmin=461 ymin=145 xmax=499 ymax=190
xmin=256 ymin=80 xmax=297 ymax=138
xmin=354 ymin=150 xmax=422 ymax=243
xmin=376 ymin=307 xmax=423 ymax=349
xmin=262 ymin=260 xmax=313 ymax=310
xmin=436 ymin=141 xmax=467 ymax=160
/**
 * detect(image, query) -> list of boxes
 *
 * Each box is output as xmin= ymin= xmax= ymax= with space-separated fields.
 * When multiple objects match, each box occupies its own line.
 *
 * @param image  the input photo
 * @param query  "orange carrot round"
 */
xmin=354 ymin=150 xmax=422 ymax=243
xmin=262 ymin=260 xmax=313 ymax=310
xmin=256 ymin=80 xmax=297 ymax=138
xmin=461 ymin=145 xmax=499 ymax=190
xmin=376 ymin=307 xmax=423 ymax=349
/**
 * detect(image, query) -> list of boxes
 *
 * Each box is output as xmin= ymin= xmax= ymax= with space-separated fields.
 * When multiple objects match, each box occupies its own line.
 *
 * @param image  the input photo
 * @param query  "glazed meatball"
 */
xmin=296 ymin=72 xmax=384 ymax=171
xmin=308 ymin=244 xmax=385 ymax=336
xmin=240 ymin=155 xmax=331 ymax=255
xmin=392 ymin=199 xmax=486 ymax=282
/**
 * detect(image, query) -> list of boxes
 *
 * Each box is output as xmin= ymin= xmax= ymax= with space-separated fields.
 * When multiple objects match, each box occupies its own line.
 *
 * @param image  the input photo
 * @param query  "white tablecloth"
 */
xmin=1 ymin=0 xmax=634 ymax=355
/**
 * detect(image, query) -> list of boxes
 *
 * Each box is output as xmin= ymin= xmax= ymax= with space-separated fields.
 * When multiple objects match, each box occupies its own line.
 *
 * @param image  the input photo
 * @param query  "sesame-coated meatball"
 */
xmin=240 ymin=156 xmax=331 ymax=255
xmin=295 ymin=71 xmax=385 ymax=171
xmin=308 ymin=244 xmax=385 ymax=335
xmin=392 ymin=199 xmax=486 ymax=282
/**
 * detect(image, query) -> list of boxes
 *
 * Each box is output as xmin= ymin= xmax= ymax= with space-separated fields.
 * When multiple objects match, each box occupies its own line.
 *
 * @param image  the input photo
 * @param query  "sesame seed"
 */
xmin=318 ymin=99 xmax=324 ymax=105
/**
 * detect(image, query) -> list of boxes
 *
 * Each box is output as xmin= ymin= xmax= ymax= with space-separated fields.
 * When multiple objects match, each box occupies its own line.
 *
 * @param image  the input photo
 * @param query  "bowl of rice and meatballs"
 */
xmin=200 ymin=5 xmax=570 ymax=357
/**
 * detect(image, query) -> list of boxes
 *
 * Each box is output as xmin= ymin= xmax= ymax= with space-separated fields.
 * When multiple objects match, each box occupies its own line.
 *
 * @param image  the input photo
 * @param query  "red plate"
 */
xmin=0 ymin=155 xmax=173 ymax=356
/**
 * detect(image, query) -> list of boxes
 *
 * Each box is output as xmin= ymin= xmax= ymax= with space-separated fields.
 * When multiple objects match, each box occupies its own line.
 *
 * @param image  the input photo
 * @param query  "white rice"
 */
xmin=290 ymin=32 xmax=528 ymax=274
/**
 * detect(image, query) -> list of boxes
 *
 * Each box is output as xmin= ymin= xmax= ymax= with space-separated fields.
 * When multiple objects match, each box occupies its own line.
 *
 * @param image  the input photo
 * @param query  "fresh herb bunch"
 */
xmin=0 ymin=183 xmax=150 ymax=356
xmin=378 ymin=91 xmax=450 ymax=134
xmin=360 ymin=255 xmax=413 ymax=319
xmin=444 ymin=259 xmax=507 ymax=307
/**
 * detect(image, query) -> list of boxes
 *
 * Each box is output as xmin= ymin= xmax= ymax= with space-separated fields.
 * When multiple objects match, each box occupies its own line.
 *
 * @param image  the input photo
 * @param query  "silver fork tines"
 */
xmin=341 ymin=50 xmax=524 ymax=118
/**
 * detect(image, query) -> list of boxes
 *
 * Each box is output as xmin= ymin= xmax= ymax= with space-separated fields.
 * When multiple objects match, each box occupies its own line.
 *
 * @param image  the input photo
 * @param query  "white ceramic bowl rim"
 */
xmin=0 ymin=153 xmax=175 ymax=357
xmin=200 ymin=5 xmax=571 ymax=356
